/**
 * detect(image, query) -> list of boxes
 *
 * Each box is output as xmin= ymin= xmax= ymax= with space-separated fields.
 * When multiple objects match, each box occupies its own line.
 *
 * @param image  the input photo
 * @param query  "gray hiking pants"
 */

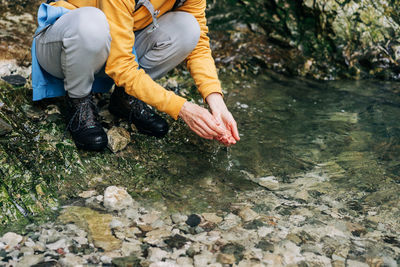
xmin=35 ymin=7 xmax=200 ymax=98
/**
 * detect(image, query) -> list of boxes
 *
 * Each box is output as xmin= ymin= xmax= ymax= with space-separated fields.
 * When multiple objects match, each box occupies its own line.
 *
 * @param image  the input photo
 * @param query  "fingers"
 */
xmin=229 ymin=119 xmax=240 ymax=141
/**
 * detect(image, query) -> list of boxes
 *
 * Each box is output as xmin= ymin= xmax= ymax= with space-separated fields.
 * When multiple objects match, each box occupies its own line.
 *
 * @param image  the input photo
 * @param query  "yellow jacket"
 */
xmin=50 ymin=0 xmax=222 ymax=119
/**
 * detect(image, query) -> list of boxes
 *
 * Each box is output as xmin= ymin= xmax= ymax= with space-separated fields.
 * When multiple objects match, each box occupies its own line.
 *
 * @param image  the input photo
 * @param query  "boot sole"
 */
xmin=75 ymin=140 xmax=108 ymax=151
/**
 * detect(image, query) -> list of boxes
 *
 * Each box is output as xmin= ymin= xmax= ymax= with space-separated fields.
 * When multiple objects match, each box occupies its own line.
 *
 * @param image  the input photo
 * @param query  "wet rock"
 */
xmin=46 ymin=239 xmax=67 ymax=250
xmin=148 ymin=247 xmax=168 ymax=262
xmin=346 ymin=260 xmax=369 ymax=267
xmin=186 ymin=214 xmax=201 ymax=227
xmin=78 ymin=190 xmax=97 ymax=199
xmin=219 ymin=213 xmax=241 ymax=230
xmin=120 ymin=241 xmax=142 ymax=256
xmin=253 ymin=176 xmax=280 ymax=191
xmin=103 ymin=186 xmax=135 ymax=212
xmin=58 ymin=206 xmax=122 ymax=251
xmin=193 ymin=250 xmax=216 ymax=266
xmin=238 ymin=207 xmax=259 ymax=222
xmin=171 ymin=213 xmax=188 ymax=224
xmin=0 ymin=118 xmax=12 ymax=136
xmin=111 ymin=254 xmax=141 ymax=267
xmin=107 ymin=127 xmax=131 ymax=153
xmin=164 ymin=234 xmax=189 ymax=249
xmin=144 ymin=227 xmax=172 ymax=245
xmin=201 ymin=213 xmax=223 ymax=224
xmin=220 ymin=243 xmax=245 ymax=262
xmin=256 ymin=240 xmax=274 ymax=252
xmin=217 ymin=253 xmax=236 ymax=264
xmin=177 ymin=256 xmax=193 ymax=266
xmin=59 ymin=254 xmax=86 ymax=267
xmin=15 ymin=254 xmax=44 ymax=267
xmin=1 ymin=232 xmax=23 ymax=251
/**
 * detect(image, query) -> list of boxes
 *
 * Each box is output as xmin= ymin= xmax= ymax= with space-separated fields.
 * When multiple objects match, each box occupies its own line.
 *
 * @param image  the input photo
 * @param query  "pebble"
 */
xmin=171 ymin=213 xmax=188 ymax=224
xmin=59 ymin=253 xmax=86 ymax=267
xmin=238 ymin=207 xmax=259 ymax=222
xmin=15 ymin=254 xmax=44 ymax=267
xmin=219 ymin=213 xmax=241 ymax=230
xmin=201 ymin=212 xmax=223 ymax=224
xmin=1 ymin=232 xmax=23 ymax=250
xmin=148 ymin=247 xmax=169 ymax=262
xmin=186 ymin=214 xmax=201 ymax=227
xmin=107 ymin=127 xmax=131 ymax=153
xmin=217 ymin=253 xmax=236 ymax=264
xmin=253 ymin=176 xmax=280 ymax=191
xmin=46 ymin=239 xmax=67 ymax=250
xmin=78 ymin=190 xmax=97 ymax=198
xmin=103 ymin=186 xmax=134 ymax=211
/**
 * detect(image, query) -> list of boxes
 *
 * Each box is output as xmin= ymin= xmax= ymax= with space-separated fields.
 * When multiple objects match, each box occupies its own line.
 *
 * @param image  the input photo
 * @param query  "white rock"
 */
xmin=274 ymin=240 xmax=304 ymax=265
xmin=238 ymin=207 xmax=259 ymax=222
xmin=193 ymin=251 xmax=216 ymax=266
xmin=46 ymin=239 xmax=67 ymax=250
xmin=302 ymin=252 xmax=332 ymax=266
xmin=59 ymin=254 xmax=86 ymax=267
xmin=141 ymin=211 xmax=161 ymax=225
xmin=254 ymin=176 xmax=279 ymax=191
xmin=72 ymin=236 xmax=88 ymax=246
xmin=177 ymin=257 xmax=194 ymax=266
xmin=219 ymin=213 xmax=241 ymax=230
xmin=16 ymin=254 xmax=44 ymax=267
xmin=148 ymin=247 xmax=169 ymax=262
xmin=110 ymin=218 xmax=125 ymax=229
xmin=201 ymin=213 xmax=223 ymax=224
xmin=100 ymin=255 xmax=113 ymax=264
xmin=1 ymin=232 xmax=23 ymax=250
xmin=171 ymin=213 xmax=188 ymax=224
xmin=121 ymin=241 xmax=142 ymax=256
xmin=257 ymin=227 xmax=274 ymax=238
xmin=78 ymin=190 xmax=97 ymax=198
xmin=103 ymin=186 xmax=134 ymax=211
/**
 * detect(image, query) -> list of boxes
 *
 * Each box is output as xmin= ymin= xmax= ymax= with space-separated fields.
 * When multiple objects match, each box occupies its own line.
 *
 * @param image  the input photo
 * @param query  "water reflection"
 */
xmin=161 ymin=72 xmax=400 ymax=215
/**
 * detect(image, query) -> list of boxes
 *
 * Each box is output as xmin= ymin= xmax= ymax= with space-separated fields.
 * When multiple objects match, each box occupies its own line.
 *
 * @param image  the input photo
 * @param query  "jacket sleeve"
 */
xmin=100 ymin=0 xmax=186 ymax=120
xmin=175 ymin=0 xmax=222 ymax=100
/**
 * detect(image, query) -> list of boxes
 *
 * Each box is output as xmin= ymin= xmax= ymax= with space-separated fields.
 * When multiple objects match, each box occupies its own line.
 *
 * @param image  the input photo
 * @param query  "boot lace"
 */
xmin=128 ymin=96 xmax=154 ymax=122
xmin=64 ymin=95 xmax=101 ymax=139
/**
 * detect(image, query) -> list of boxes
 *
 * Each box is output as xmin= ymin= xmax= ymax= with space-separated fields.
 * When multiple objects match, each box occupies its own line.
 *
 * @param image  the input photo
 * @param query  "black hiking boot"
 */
xmin=109 ymin=86 xmax=169 ymax=138
xmin=65 ymin=94 xmax=108 ymax=151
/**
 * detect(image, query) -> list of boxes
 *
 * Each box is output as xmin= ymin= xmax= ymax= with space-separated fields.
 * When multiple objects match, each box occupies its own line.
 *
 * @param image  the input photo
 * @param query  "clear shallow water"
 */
xmin=154 ymin=71 xmax=400 ymax=216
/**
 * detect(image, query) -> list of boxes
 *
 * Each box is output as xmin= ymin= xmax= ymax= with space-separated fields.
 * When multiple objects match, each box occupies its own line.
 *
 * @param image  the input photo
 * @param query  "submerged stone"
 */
xmin=58 ymin=206 xmax=122 ymax=251
xmin=112 ymin=254 xmax=141 ymax=267
xmin=103 ymin=186 xmax=135 ymax=212
xmin=185 ymin=214 xmax=201 ymax=227
xmin=164 ymin=234 xmax=189 ymax=249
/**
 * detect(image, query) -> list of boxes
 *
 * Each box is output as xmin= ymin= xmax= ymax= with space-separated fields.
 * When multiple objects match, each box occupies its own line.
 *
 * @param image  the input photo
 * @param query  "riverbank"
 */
xmin=1 ymin=183 xmax=398 ymax=266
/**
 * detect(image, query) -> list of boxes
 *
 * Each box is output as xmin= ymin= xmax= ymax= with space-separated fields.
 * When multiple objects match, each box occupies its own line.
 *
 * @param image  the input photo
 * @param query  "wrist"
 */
xmin=206 ymin=93 xmax=226 ymax=113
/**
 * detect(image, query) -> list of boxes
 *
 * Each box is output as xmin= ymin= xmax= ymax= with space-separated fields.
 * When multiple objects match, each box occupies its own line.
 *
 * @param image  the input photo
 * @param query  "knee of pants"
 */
xmin=66 ymin=7 xmax=111 ymax=54
xmin=169 ymin=12 xmax=201 ymax=54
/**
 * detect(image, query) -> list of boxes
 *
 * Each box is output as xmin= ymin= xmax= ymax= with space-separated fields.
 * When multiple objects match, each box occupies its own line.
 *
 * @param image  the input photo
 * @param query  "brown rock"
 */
xmin=58 ymin=206 xmax=122 ymax=251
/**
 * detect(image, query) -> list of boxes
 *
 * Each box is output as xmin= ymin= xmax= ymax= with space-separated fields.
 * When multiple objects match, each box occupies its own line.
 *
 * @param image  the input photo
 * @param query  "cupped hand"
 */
xmin=213 ymin=109 xmax=240 ymax=146
xmin=178 ymin=101 xmax=225 ymax=140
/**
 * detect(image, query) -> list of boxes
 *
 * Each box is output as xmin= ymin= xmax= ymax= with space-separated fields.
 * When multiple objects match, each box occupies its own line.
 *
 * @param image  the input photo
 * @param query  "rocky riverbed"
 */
xmin=1 ymin=184 xmax=398 ymax=267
